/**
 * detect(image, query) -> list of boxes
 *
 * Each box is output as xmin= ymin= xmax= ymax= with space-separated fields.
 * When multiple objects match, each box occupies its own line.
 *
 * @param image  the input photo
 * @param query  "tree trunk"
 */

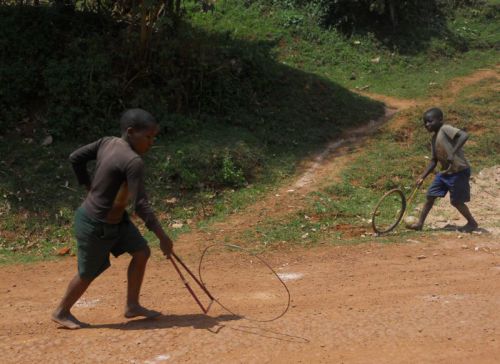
xmin=166 ymin=0 xmax=174 ymax=17
xmin=387 ymin=0 xmax=397 ymax=28
xmin=139 ymin=0 xmax=149 ymax=59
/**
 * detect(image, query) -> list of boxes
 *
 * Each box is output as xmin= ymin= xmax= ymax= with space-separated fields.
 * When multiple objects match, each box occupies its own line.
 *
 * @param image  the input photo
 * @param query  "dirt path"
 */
xmin=173 ymin=106 xmax=398 ymax=255
xmin=1 ymin=68 xmax=499 ymax=364
xmin=174 ymin=66 xmax=499 ymax=253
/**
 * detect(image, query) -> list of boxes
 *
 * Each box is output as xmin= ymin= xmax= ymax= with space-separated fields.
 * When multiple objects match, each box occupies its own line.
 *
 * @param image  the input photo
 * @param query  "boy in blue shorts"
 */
xmin=52 ymin=109 xmax=173 ymax=329
xmin=408 ymin=107 xmax=478 ymax=233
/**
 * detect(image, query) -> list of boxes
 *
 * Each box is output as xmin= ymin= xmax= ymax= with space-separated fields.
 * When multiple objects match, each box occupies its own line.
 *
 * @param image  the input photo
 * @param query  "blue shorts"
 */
xmin=427 ymin=168 xmax=471 ymax=204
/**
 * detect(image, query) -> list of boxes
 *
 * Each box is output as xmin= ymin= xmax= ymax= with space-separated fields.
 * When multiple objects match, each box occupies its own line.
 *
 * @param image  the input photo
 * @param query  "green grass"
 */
xmin=191 ymin=0 xmax=499 ymax=98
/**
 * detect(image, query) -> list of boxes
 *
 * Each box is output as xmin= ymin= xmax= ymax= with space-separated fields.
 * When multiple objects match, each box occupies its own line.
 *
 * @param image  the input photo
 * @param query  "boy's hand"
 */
xmin=442 ymin=157 xmax=454 ymax=173
xmin=446 ymin=154 xmax=454 ymax=166
xmin=152 ymin=226 xmax=174 ymax=258
xmin=160 ymin=236 xmax=173 ymax=258
xmin=442 ymin=164 xmax=453 ymax=174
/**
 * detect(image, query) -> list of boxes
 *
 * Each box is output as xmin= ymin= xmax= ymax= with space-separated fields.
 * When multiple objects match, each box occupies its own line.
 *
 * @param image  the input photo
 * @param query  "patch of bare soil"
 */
xmin=1 ymin=68 xmax=499 ymax=364
xmin=443 ymin=68 xmax=500 ymax=99
xmin=424 ymin=165 xmax=500 ymax=236
xmin=173 ymin=107 xmax=397 ymax=254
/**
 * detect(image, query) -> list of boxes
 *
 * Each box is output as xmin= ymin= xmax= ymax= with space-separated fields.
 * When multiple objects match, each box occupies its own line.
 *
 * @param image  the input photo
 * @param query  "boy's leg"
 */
xmin=408 ymin=196 xmax=436 ymax=230
xmin=55 ymin=206 xmax=113 ymax=328
xmin=449 ymin=168 xmax=477 ymax=232
xmin=124 ymin=245 xmax=161 ymax=318
xmin=52 ymin=274 xmax=93 ymax=329
xmin=408 ymin=173 xmax=447 ymax=231
xmin=451 ymin=201 xmax=478 ymax=232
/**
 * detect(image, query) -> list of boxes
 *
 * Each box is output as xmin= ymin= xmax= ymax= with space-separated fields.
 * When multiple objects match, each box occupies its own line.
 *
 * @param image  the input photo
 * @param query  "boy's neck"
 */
xmin=434 ymin=123 xmax=443 ymax=133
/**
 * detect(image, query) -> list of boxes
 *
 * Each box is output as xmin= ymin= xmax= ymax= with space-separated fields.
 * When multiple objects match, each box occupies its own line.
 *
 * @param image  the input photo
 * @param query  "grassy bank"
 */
xmin=190 ymin=0 xmax=499 ymax=98
xmin=236 ymin=75 xmax=499 ymax=249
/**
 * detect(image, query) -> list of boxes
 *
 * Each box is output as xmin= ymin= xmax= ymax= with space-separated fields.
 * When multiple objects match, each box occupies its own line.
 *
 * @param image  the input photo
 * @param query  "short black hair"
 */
xmin=423 ymin=107 xmax=443 ymax=122
xmin=120 ymin=108 xmax=158 ymax=133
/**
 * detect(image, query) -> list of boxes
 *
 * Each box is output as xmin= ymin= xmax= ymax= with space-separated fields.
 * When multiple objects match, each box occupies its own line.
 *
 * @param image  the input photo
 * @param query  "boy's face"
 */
xmin=423 ymin=115 xmax=442 ymax=133
xmin=127 ymin=124 xmax=159 ymax=155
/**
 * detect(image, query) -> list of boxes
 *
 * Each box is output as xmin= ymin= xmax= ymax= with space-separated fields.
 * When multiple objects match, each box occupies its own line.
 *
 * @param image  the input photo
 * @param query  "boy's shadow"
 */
xmin=431 ymin=224 xmax=489 ymax=234
xmin=88 ymin=314 xmax=310 ymax=343
xmin=89 ymin=313 xmax=239 ymax=332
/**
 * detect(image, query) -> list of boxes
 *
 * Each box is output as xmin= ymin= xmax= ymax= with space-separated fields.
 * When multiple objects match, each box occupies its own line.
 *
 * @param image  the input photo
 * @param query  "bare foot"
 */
xmin=406 ymin=223 xmax=423 ymax=231
xmin=458 ymin=223 xmax=478 ymax=233
xmin=124 ymin=305 xmax=162 ymax=319
xmin=52 ymin=311 xmax=90 ymax=329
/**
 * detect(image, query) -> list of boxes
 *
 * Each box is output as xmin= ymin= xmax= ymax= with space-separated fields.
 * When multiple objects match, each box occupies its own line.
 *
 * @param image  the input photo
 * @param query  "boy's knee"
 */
xmin=142 ymin=245 xmax=151 ymax=259
xmin=132 ymin=245 xmax=151 ymax=260
xmin=451 ymin=200 xmax=464 ymax=208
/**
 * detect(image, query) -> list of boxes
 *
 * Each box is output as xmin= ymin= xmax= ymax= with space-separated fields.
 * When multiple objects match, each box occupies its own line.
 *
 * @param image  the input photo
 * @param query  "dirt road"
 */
xmin=1 ymin=234 xmax=499 ymax=363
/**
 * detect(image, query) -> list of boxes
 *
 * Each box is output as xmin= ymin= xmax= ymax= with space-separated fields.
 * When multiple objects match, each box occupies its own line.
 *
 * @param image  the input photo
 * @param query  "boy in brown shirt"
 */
xmin=52 ymin=109 xmax=173 ymax=329
xmin=408 ymin=107 xmax=478 ymax=232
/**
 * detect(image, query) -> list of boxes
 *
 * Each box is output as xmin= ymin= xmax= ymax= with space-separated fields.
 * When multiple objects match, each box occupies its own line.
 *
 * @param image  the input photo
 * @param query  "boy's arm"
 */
xmin=448 ymin=130 xmax=468 ymax=164
xmin=417 ymin=159 xmax=437 ymax=186
xmin=126 ymin=158 xmax=173 ymax=257
xmin=417 ymin=134 xmax=437 ymax=185
xmin=441 ymin=125 xmax=468 ymax=165
xmin=69 ymin=139 xmax=103 ymax=190
xmin=417 ymin=158 xmax=437 ymax=186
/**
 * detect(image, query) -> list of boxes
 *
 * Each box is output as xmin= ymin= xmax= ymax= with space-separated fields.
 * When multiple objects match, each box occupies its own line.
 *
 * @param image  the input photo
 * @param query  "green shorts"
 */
xmin=74 ymin=207 xmax=148 ymax=279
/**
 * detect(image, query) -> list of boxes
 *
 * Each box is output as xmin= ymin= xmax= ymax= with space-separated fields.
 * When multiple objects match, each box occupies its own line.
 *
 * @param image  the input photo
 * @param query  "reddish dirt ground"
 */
xmin=1 ymin=68 xmax=499 ymax=363
xmin=1 ymin=235 xmax=499 ymax=363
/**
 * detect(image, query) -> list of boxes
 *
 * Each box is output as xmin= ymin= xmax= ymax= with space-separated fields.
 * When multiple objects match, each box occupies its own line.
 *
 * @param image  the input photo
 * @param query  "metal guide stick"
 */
xmin=172 ymin=253 xmax=215 ymax=300
xmin=401 ymin=184 xmax=419 ymax=221
xmin=169 ymin=253 xmax=214 ymax=314
xmin=401 ymin=175 xmax=428 ymax=222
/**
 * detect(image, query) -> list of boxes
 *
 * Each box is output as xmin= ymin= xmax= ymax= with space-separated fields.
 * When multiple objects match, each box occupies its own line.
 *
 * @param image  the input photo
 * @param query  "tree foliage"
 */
xmin=1 ymin=0 xmax=184 ymax=61
xmin=0 ymin=1 xmax=278 ymax=138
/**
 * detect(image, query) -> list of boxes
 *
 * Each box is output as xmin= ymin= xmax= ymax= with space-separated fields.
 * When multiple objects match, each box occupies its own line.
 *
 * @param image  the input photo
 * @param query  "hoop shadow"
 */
xmin=223 ymin=324 xmax=310 ymax=344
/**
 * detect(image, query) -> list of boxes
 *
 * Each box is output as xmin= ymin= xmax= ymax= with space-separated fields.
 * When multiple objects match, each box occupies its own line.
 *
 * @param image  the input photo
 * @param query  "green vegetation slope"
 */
xmin=0 ymin=0 xmax=498 ymax=263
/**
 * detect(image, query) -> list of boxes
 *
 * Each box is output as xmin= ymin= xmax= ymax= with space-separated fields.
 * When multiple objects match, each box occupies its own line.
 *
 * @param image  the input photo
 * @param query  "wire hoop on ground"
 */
xmin=372 ymin=188 xmax=407 ymax=234
xmin=198 ymin=244 xmax=291 ymax=322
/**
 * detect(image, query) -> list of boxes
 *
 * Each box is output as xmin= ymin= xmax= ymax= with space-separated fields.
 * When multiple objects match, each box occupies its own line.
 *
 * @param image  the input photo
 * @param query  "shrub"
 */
xmin=160 ymin=141 xmax=263 ymax=189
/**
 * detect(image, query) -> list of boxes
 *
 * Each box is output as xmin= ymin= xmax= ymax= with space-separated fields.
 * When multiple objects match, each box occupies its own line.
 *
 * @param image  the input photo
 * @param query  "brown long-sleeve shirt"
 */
xmin=69 ymin=136 xmax=161 ymax=231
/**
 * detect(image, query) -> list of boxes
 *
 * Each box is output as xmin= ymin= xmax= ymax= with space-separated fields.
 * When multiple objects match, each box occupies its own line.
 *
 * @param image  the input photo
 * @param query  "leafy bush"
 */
xmin=160 ymin=141 xmax=263 ymax=189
